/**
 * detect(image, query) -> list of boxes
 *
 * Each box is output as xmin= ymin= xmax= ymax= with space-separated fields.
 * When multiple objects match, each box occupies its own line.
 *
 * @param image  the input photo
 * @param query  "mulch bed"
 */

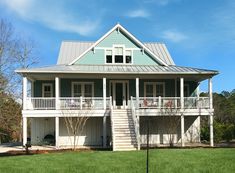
xmin=0 ymin=148 xmax=111 ymax=157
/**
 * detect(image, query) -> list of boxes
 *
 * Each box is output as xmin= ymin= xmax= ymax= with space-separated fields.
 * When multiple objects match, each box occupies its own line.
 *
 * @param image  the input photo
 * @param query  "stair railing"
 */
xmin=131 ymin=96 xmax=140 ymax=150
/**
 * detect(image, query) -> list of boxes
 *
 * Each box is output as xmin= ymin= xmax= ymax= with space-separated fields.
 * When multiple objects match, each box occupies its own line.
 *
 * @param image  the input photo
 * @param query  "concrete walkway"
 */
xmin=0 ymin=143 xmax=57 ymax=153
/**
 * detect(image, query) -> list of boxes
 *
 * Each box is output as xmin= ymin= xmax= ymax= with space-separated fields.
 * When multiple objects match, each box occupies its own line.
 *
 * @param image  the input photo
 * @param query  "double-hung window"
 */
xmin=125 ymin=50 xmax=132 ymax=64
xmin=105 ymin=46 xmax=132 ymax=64
xmin=144 ymin=82 xmax=165 ymax=97
xmin=114 ymin=47 xmax=123 ymax=63
xmin=72 ymin=82 xmax=94 ymax=98
xmin=106 ymin=50 xmax=112 ymax=63
xmin=42 ymin=83 xmax=53 ymax=97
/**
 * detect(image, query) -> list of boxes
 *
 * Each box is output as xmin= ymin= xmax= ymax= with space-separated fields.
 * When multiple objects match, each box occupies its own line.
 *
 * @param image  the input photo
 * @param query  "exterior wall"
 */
xmin=33 ymin=78 xmax=196 ymax=98
xmin=58 ymin=117 xmax=111 ymax=146
xmin=97 ymin=30 xmax=139 ymax=48
xmin=33 ymin=79 xmax=103 ymax=97
xmin=139 ymin=116 xmax=200 ymax=145
xmin=31 ymin=117 xmax=55 ymax=145
xmin=74 ymin=30 xmax=160 ymax=65
xmin=34 ymin=80 xmax=55 ymax=97
xmin=30 ymin=117 xmax=111 ymax=147
xmin=139 ymin=79 xmax=176 ymax=97
xmin=60 ymin=79 xmax=103 ymax=97
xmin=177 ymin=80 xmax=198 ymax=97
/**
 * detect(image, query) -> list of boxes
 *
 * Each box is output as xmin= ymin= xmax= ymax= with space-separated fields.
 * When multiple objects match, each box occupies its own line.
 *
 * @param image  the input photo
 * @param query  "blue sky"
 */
xmin=0 ymin=0 xmax=234 ymax=93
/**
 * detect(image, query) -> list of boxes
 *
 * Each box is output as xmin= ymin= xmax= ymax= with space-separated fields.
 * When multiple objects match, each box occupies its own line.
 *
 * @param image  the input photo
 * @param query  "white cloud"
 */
xmin=0 ymin=0 xmax=100 ymax=36
xmin=126 ymin=9 xmax=150 ymax=18
xmin=162 ymin=30 xmax=188 ymax=42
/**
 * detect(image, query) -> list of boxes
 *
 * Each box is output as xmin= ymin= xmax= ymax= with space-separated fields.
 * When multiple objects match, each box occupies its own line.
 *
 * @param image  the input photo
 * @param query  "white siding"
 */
xmin=31 ymin=117 xmax=55 ymax=144
xmin=140 ymin=116 xmax=200 ymax=146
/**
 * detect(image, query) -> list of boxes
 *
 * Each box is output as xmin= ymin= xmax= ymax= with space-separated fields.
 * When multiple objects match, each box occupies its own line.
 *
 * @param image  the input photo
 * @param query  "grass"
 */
xmin=0 ymin=148 xmax=234 ymax=173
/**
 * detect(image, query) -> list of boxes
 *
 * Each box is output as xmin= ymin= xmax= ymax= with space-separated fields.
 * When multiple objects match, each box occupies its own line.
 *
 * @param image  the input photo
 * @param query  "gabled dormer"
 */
xmin=57 ymin=24 xmax=175 ymax=66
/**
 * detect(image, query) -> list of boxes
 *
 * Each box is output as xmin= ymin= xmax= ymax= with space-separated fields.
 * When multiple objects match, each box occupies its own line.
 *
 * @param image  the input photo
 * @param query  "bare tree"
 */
xmin=62 ymin=110 xmax=91 ymax=150
xmin=0 ymin=18 xmax=37 ymax=97
xmin=0 ymin=18 xmax=37 ymax=142
xmin=160 ymin=100 xmax=181 ymax=147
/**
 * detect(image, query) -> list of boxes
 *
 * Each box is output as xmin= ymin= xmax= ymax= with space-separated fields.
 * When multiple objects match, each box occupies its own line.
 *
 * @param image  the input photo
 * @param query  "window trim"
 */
xmin=144 ymin=82 xmax=165 ymax=97
xmin=104 ymin=44 xmax=133 ymax=65
xmin=71 ymin=82 xmax=94 ymax=97
xmin=42 ymin=83 xmax=53 ymax=97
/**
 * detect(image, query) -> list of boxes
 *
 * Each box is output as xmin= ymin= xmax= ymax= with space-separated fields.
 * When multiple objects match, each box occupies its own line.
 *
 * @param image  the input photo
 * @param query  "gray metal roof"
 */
xmin=16 ymin=64 xmax=218 ymax=75
xmin=57 ymin=41 xmax=94 ymax=65
xmin=57 ymin=41 xmax=175 ymax=65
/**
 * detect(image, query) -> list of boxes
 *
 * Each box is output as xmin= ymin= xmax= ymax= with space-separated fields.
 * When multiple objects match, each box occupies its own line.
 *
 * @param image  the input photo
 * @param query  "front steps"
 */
xmin=111 ymin=109 xmax=138 ymax=151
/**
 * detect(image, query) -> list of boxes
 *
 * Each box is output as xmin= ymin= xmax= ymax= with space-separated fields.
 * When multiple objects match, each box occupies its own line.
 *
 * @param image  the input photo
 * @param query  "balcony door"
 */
xmin=110 ymin=80 xmax=129 ymax=109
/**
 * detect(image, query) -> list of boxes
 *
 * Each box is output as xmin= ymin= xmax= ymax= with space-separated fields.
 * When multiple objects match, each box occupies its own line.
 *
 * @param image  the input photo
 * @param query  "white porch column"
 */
xmin=180 ymin=78 xmax=184 ymax=109
xmin=208 ymin=78 xmax=213 ymax=109
xmin=22 ymin=117 xmax=27 ymax=146
xmin=210 ymin=114 xmax=214 ymax=147
xmin=103 ymin=115 xmax=107 ymax=148
xmin=103 ymin=78 xmax=106 ymax=110
xmin=55 ymin=77 xmax=60 ymax=110
xmin=136 ymin=78 xmax=139 ymax=109
xmin=55 ymin=117 xmax=59 ymax=147
xmin=23 ymin=77 xmax=28 ymax=110
xmin=208 ymin=78 xmax=214 ymax=146
xmin=181 ymin=115 xmax=185 ymax=147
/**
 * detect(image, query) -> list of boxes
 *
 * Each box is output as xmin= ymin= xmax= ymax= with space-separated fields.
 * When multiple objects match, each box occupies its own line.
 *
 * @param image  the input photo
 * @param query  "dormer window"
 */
xmin=114 ymin=47 xmax=123 ymax=63
xmin=125 ymin=50 xmax=132 ymax=63
xmin=105 ymin=46 xmax=133 ymax=64
xmin=106 ymin=50 xmax=112 ymax=63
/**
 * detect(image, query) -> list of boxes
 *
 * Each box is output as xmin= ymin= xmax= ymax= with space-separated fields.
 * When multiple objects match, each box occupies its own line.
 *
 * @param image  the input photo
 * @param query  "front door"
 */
xmin=110 ymin=80 xmax=129 ymax=109
xmin=116 ymin=83 xmax=123 ymax=106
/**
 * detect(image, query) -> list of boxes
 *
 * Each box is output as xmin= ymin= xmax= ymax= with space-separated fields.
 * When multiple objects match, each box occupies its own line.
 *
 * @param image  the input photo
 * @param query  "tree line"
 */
xmin=201 ymin=90 xmax=235 ymax=143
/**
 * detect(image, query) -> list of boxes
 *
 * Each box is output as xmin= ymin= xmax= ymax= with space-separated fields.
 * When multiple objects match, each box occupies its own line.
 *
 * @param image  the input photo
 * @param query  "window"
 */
xmin=114 ymin=47 xmax=123 ymax=63
xmin=105 ymin=46 xmax=133 ymax=64
xmin=144 ymin=82 xmax=165 ymax=97
xmin=42 ymin=84 xmax=53 ymax=97
xmin=72 ymin=82 xmax=94 ymax=97
xmin=106 ymin=50 xmax=112 ymax=63
xmin=125 ymin=50 xmax=132 ymax=63
xmin=156 ymin=84 xmax=164 ymax=97
xmin=184 ymin=84 xmax=190 ymax=97
xmin=146 ymin=84 xmax=154 ymax=97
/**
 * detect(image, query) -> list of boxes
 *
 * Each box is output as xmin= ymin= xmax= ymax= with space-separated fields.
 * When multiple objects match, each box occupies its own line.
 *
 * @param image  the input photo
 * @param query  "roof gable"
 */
xmin=57 ymin=41 xmax=175 ymax=65
xmin=69 ymin=24 xmax=169 ymax=66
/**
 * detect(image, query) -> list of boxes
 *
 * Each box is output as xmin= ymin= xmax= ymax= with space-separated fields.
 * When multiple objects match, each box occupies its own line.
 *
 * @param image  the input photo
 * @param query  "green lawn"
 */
xmin=0 ymin=148 xmax=234 ymax=173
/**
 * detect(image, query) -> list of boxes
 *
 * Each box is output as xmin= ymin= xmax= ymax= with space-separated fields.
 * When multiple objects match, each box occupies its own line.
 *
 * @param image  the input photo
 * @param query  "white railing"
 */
xmin=25 ymin=97 xmax=111 ymax=110
xmin=131 ymin=96 xmax=140 ymax=150
xmin=26 ymin=97 xmax=56 ymax=110
xmin=137 ymin=96 xmax=209 ymax=109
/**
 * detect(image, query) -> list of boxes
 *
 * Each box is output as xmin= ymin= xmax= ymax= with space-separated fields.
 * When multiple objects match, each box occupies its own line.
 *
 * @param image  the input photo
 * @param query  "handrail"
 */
xmin=131 ymin=96 xmax=140 ymax=150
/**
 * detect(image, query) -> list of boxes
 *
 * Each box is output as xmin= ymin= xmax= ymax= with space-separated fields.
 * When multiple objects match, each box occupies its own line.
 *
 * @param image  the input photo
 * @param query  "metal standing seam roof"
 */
xmin=16 ymin=64 xmax=218 ymax=75
xmin=57 ymin=41 xmax=175 ymax=65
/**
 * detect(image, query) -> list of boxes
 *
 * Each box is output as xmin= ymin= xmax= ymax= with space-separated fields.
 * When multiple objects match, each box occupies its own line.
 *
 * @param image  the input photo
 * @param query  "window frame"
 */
xmin=104 ymin=44 xmax=133 ymax=65
xmin=71 ymin=82 xmax=94 ymax=98
xmin=144 ymin=82 xmax=165 ymax=97
xmin=42 ymin=83 xmax=53 ymax=97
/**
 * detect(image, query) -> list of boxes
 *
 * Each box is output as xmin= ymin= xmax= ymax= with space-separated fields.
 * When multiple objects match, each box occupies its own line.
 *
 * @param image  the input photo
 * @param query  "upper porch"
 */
xmin=21 ymin=69 xmax=215 ymax=116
